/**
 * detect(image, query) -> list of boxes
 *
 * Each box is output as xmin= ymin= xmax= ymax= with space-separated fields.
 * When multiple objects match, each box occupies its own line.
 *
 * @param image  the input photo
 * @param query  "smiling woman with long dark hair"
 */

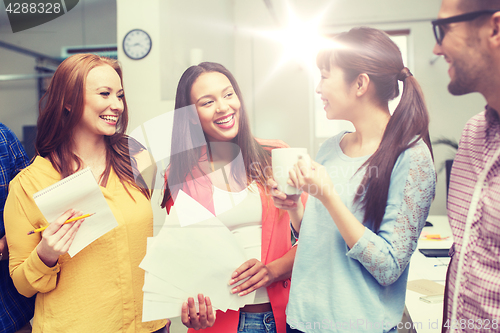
xmin=270 ymin=27 xmax=436 ymax=333
xmin=162 ymin=62 xmax=304 ymax=333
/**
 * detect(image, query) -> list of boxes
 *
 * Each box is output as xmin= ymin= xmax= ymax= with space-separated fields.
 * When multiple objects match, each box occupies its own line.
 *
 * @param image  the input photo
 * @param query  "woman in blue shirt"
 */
xmin=271 ymin=27 xmax=436 ymax=333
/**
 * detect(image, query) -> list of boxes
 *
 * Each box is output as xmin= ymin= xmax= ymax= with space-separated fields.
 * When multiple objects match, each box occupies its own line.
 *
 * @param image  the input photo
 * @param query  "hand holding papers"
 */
xmin=181 ymin=294 xmax=216 ymax=330
xmin=140 ymin=190 xmax=256 ymax=321
xmin=33 ymin=167 xmax=118 ymax=257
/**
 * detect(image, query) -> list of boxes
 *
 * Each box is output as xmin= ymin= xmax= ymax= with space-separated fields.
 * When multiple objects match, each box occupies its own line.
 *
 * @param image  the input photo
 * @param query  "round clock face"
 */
xmin=123 ymin=29 xmax=152 ymax=60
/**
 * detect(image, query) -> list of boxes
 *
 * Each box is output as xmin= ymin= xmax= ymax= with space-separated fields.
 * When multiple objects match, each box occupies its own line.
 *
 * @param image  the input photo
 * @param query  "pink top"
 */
xmin=165 ymin=138 xmax=306 ymax=333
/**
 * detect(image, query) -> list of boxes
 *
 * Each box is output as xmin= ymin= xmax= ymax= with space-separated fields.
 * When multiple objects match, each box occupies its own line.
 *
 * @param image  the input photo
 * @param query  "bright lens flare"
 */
xmin=280 ymin=21 xmax=334 ymax=65
xmin=261 ymin=7 xmax=341 ymax=69
xmin=243 ymin=5 xmax=345 ymax=93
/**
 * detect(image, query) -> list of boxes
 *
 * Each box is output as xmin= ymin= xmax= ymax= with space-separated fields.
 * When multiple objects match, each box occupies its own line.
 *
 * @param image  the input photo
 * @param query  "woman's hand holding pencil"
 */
xmin=27 ymin=213 xmax=95 ymax=235
xmin=35 ymin=209 xmax=88 ymax=267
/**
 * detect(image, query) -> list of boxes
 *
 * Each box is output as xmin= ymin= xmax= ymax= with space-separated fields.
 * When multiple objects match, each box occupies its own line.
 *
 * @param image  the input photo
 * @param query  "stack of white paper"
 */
xmin=140 ymin=190 xmax=255 ymax=322
xmin=33 ymin=167 xmax=119 ymax=257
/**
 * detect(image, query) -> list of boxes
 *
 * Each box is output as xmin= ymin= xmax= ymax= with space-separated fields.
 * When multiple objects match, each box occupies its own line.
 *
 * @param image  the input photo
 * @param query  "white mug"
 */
xmin=272 ymin=148 xmax=308 ymax=195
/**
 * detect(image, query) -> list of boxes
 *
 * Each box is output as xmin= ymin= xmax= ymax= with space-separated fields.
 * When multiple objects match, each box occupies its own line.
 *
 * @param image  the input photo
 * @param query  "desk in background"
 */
xmin=403 ymin=215 xmax=452 ymax=333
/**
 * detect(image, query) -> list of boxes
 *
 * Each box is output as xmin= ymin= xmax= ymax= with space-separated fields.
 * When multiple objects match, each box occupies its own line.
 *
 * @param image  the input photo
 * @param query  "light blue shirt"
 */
xmin=286 ymin=132 xmax=436 ymax=333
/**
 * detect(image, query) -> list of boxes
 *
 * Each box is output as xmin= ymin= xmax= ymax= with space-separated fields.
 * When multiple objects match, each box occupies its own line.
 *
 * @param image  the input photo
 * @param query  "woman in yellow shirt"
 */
xmin=4 ymin=54 xmax=168 ymax=333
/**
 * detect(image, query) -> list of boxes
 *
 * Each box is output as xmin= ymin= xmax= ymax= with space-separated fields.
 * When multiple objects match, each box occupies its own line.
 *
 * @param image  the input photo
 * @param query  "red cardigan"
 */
xmin=165 ymin=139 xmax=303 ymax=333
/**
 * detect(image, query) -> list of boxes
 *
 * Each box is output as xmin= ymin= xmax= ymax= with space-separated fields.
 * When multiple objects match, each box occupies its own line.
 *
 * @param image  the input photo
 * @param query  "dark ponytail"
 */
xmin=358 ymin=73 xmax=432 ymax=231
xmin=318 ymin=27 xmax=433 ymax=231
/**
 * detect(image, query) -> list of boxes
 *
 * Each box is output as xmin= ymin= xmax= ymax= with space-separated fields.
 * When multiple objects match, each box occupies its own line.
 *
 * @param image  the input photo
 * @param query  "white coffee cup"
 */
xmin=272 ymin=148 xmax=308 ymax=195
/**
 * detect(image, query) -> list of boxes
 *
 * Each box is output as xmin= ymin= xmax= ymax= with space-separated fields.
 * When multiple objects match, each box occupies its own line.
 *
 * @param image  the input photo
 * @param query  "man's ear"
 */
xmin=488 ymin=12 xmax=500 ymax=48
xmin=355 ymin=73 xmax=370 ymax=97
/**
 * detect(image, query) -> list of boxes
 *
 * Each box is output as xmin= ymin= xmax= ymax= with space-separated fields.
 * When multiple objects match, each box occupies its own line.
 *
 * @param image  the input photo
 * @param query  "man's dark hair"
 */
xmin=458 ymin=0 xmax=500 ymax=12
xmin=457 ymin=0 xmax=500 ymax=27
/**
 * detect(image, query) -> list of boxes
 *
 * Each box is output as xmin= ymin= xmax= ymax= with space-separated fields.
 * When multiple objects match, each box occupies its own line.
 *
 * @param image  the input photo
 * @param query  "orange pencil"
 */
xmin=27 ymin=213 xmax=95 ymax=235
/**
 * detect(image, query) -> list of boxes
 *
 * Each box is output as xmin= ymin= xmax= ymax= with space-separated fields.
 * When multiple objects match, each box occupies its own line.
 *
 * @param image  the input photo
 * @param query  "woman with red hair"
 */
xmin=4 ymin=54 xmax=168 ymax=333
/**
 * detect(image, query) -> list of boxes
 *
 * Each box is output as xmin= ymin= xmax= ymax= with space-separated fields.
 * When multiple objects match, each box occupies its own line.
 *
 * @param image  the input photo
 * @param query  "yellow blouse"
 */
xmin=4 ymin=157 xmax=166 ymax=333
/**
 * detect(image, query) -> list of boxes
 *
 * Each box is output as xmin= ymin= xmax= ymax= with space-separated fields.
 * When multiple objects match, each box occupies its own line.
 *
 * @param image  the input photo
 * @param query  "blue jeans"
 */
xmin=238 ymin=311 xmax=277 ymax=333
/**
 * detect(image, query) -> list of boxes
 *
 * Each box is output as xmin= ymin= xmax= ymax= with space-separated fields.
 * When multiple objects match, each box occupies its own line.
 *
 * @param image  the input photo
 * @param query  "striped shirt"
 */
xmin=0 ymin=123 xmax=35 ymax=333
xmin=445 ymin=107 xmax=500 ymax=331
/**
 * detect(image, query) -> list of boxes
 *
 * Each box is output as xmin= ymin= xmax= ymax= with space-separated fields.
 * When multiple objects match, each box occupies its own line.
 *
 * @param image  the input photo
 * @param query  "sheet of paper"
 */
xmin=140 ymin=220 xmax=254 ymax=311
xmin=174 ymin=189 xmax=218 ymax=227
xmin=407 ymin=279 xmax=445 ymax=296
xmin=408 ymin=250 xmax=450 ymax=283
xmin=33 ymin=167 xmax=118 ymax=257
xmin=142 ymin=299 xmax=184 ymax=322
xmin=144 ymin=291 xmax=187 ymax=303
xmin=140 ymin=191 xmax=256 ymax=320
xmin=143 ymin=271 xmax=188 ymax=300
xmin=142 ymin=239 xmax=188 ymax=320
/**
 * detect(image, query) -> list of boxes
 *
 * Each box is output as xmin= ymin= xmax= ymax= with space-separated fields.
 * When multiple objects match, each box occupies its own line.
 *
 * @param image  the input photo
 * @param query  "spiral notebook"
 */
xmin=33 ymin=167 xmax=118 ymax=257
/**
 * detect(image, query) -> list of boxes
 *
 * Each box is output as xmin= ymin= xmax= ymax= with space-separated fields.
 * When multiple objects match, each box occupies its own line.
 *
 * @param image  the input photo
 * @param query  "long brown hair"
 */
xmin=161 ymin=62 xmax=272 ymax=208
xmin=36 ymin=53 xmax=150 ymax=199
xmin=317 ymin=27 xmax=433 ymax=232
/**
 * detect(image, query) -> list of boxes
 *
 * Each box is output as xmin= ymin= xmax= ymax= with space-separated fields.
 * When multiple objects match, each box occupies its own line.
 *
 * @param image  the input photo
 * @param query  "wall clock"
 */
xmin=123 ymin=29 xmax=152 ymax=60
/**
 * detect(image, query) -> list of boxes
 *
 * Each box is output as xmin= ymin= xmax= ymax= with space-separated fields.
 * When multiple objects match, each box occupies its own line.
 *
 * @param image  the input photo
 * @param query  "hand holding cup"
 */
xmin=271 ymin=148 xmax=308 ymax=195
xmin=268 ymin=178 xmax=301 ymax=211
xmin=288 ymin=154 xmax=334 ymax=201
xmin=269 ymin=148 xmax=309 ymax=211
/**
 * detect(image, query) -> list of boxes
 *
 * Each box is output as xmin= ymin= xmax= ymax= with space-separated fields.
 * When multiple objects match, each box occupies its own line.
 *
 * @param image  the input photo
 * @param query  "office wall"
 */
xmin=235 ymin=0 xmax=486 ymax=216
xmin=292 ymin=0 xmax=486 ymax=215
xmin=0 ymin=1 xmax=488 ymax=330
xmin=118 ymin=0 xmax=487 ymax=216
xmin=1 ymin=0 xmax=487 ymax=216
xmin=0 ymin=0 xmax=118 ymax=139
